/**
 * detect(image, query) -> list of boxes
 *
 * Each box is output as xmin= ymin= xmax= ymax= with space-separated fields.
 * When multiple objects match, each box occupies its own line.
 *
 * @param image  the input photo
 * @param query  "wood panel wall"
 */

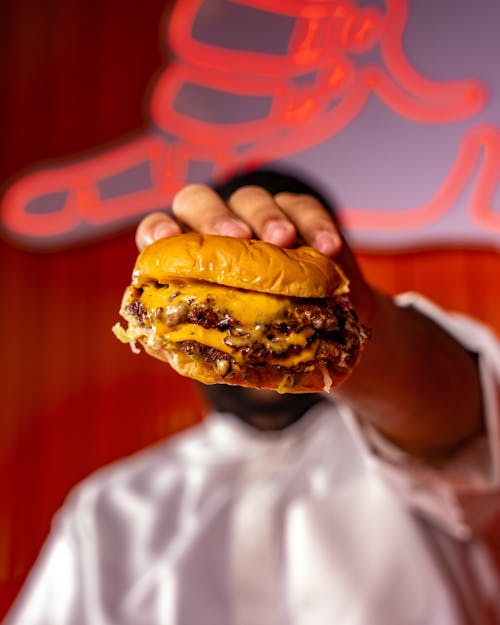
xmin=1 ymin=0 xmax=499 ymax=618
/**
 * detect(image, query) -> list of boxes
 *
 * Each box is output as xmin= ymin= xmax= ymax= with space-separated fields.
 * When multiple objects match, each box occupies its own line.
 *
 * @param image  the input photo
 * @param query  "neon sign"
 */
xmin=1 ymin=0 xmax=497 ymax=250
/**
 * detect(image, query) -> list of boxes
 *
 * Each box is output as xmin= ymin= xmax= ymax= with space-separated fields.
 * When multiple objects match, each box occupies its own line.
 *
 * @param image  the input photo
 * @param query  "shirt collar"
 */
xmin=203 ymin=399 xmax=335 ymax=457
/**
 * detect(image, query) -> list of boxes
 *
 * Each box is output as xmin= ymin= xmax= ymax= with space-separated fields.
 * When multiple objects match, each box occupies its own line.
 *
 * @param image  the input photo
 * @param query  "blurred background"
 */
xmin=1 ymin=0 xmax=499 ymax=617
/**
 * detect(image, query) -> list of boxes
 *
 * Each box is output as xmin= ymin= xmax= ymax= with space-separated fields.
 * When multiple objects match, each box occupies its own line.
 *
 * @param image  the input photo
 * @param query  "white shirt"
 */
xmin=5 ymin=293 xmax=500 ymax=625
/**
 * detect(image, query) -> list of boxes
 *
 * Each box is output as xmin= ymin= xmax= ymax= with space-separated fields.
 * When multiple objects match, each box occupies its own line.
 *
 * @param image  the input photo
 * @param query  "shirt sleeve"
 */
xmin=4 ymin=510 xmax=82 ymax=625
xmin=340 ymin=292 xmax=500 ymax=541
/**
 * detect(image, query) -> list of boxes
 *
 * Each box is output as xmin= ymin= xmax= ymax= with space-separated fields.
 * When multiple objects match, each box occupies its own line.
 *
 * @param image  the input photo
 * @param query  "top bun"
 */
xmin=132 ymin=232 xmax=349 ymax=298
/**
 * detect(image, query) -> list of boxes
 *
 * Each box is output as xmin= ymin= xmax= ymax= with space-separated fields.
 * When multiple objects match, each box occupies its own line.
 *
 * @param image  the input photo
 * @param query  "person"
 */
xmin=5 ymin=168 xmax=500 ymax=625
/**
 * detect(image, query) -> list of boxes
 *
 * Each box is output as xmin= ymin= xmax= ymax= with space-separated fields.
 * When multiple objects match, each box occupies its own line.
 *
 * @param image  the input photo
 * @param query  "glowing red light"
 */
xmin=0 ymin=0 xmax=494 ymax=248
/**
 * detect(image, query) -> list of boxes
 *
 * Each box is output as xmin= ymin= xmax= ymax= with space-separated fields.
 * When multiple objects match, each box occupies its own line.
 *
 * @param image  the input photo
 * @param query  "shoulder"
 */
xmin=58 ymin=422 xmax=212 ymax=531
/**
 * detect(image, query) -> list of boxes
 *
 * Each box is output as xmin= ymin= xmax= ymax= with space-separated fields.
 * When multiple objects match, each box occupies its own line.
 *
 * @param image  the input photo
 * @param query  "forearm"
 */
xmin=334 ymin=291 xmax=484 ymax=462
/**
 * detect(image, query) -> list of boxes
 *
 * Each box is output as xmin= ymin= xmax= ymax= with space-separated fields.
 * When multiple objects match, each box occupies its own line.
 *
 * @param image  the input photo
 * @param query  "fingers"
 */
xmin=172 ymin=184 xmax=252 ymax=238
xmin=172 ymin=184 xmax=342 ymax=256
xmin=136 ymin=183 xmax=342 ymax=259
xmin=135 ymin=211 xmax=182 ymax=251
xmin=227 ymin=186 xmax=297 ymax=247
xmin=273 ymin=192 xmax=342 ymax=256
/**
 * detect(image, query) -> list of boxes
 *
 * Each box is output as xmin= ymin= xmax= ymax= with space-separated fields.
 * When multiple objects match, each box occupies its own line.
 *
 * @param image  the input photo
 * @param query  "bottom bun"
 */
xmin=143 ymin=343 xmax=353 ymax=394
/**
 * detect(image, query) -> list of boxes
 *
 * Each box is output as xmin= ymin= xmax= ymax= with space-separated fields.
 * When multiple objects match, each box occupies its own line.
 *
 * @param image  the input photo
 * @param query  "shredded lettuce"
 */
xmin=112 ymin=323 xmax=141 ymax=354
xmin=277 ymin=373 xmax=294 ymax=394
xmin=112 ymin=323 xmax=131 ymax=344
xmin=320 ymin=365 xmax=333 ymax=392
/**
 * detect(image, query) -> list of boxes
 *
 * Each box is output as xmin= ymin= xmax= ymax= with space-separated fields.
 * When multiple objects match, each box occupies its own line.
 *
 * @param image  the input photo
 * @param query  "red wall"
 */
xmin=0 ymin=0 xmax=207 ymax=614
xmin=1 ymin=0 xmax=500 ymax=618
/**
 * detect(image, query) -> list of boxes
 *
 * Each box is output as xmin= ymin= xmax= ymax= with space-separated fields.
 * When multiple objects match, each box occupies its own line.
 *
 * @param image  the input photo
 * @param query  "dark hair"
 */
xmin=214 ymin=166 xmax=336 ymax=215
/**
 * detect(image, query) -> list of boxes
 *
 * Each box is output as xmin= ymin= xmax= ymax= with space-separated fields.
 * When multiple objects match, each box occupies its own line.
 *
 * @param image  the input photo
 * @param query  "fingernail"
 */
xmin=263 ymin=221 xmax=294 ymax=245
xmin=214 ymin=219 xmax=250 ymax=237
xmin=153 ymin=222 xmax=179 ymax=241
xmin=314 ymin=231 xmax=340 ymax=256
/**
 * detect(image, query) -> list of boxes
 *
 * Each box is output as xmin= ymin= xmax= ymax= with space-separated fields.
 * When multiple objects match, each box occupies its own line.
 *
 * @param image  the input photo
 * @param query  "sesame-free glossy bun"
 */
xmin=132 ymin=232 xmax=349 ymax=298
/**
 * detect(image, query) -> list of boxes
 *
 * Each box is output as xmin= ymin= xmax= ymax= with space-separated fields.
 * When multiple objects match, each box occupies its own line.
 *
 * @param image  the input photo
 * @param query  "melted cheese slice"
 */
xmin=157 ymin=323 xmax=318 ymax=366
xmin=140 ymin=281 xmax=289 ymax=326
xmin=138 ymin=280 xmax=319 ymax=367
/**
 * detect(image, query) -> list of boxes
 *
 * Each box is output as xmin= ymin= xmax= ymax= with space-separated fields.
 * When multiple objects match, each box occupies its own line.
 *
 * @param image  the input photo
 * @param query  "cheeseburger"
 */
xmin=113 ymin=232 xmax=369 ymax=393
